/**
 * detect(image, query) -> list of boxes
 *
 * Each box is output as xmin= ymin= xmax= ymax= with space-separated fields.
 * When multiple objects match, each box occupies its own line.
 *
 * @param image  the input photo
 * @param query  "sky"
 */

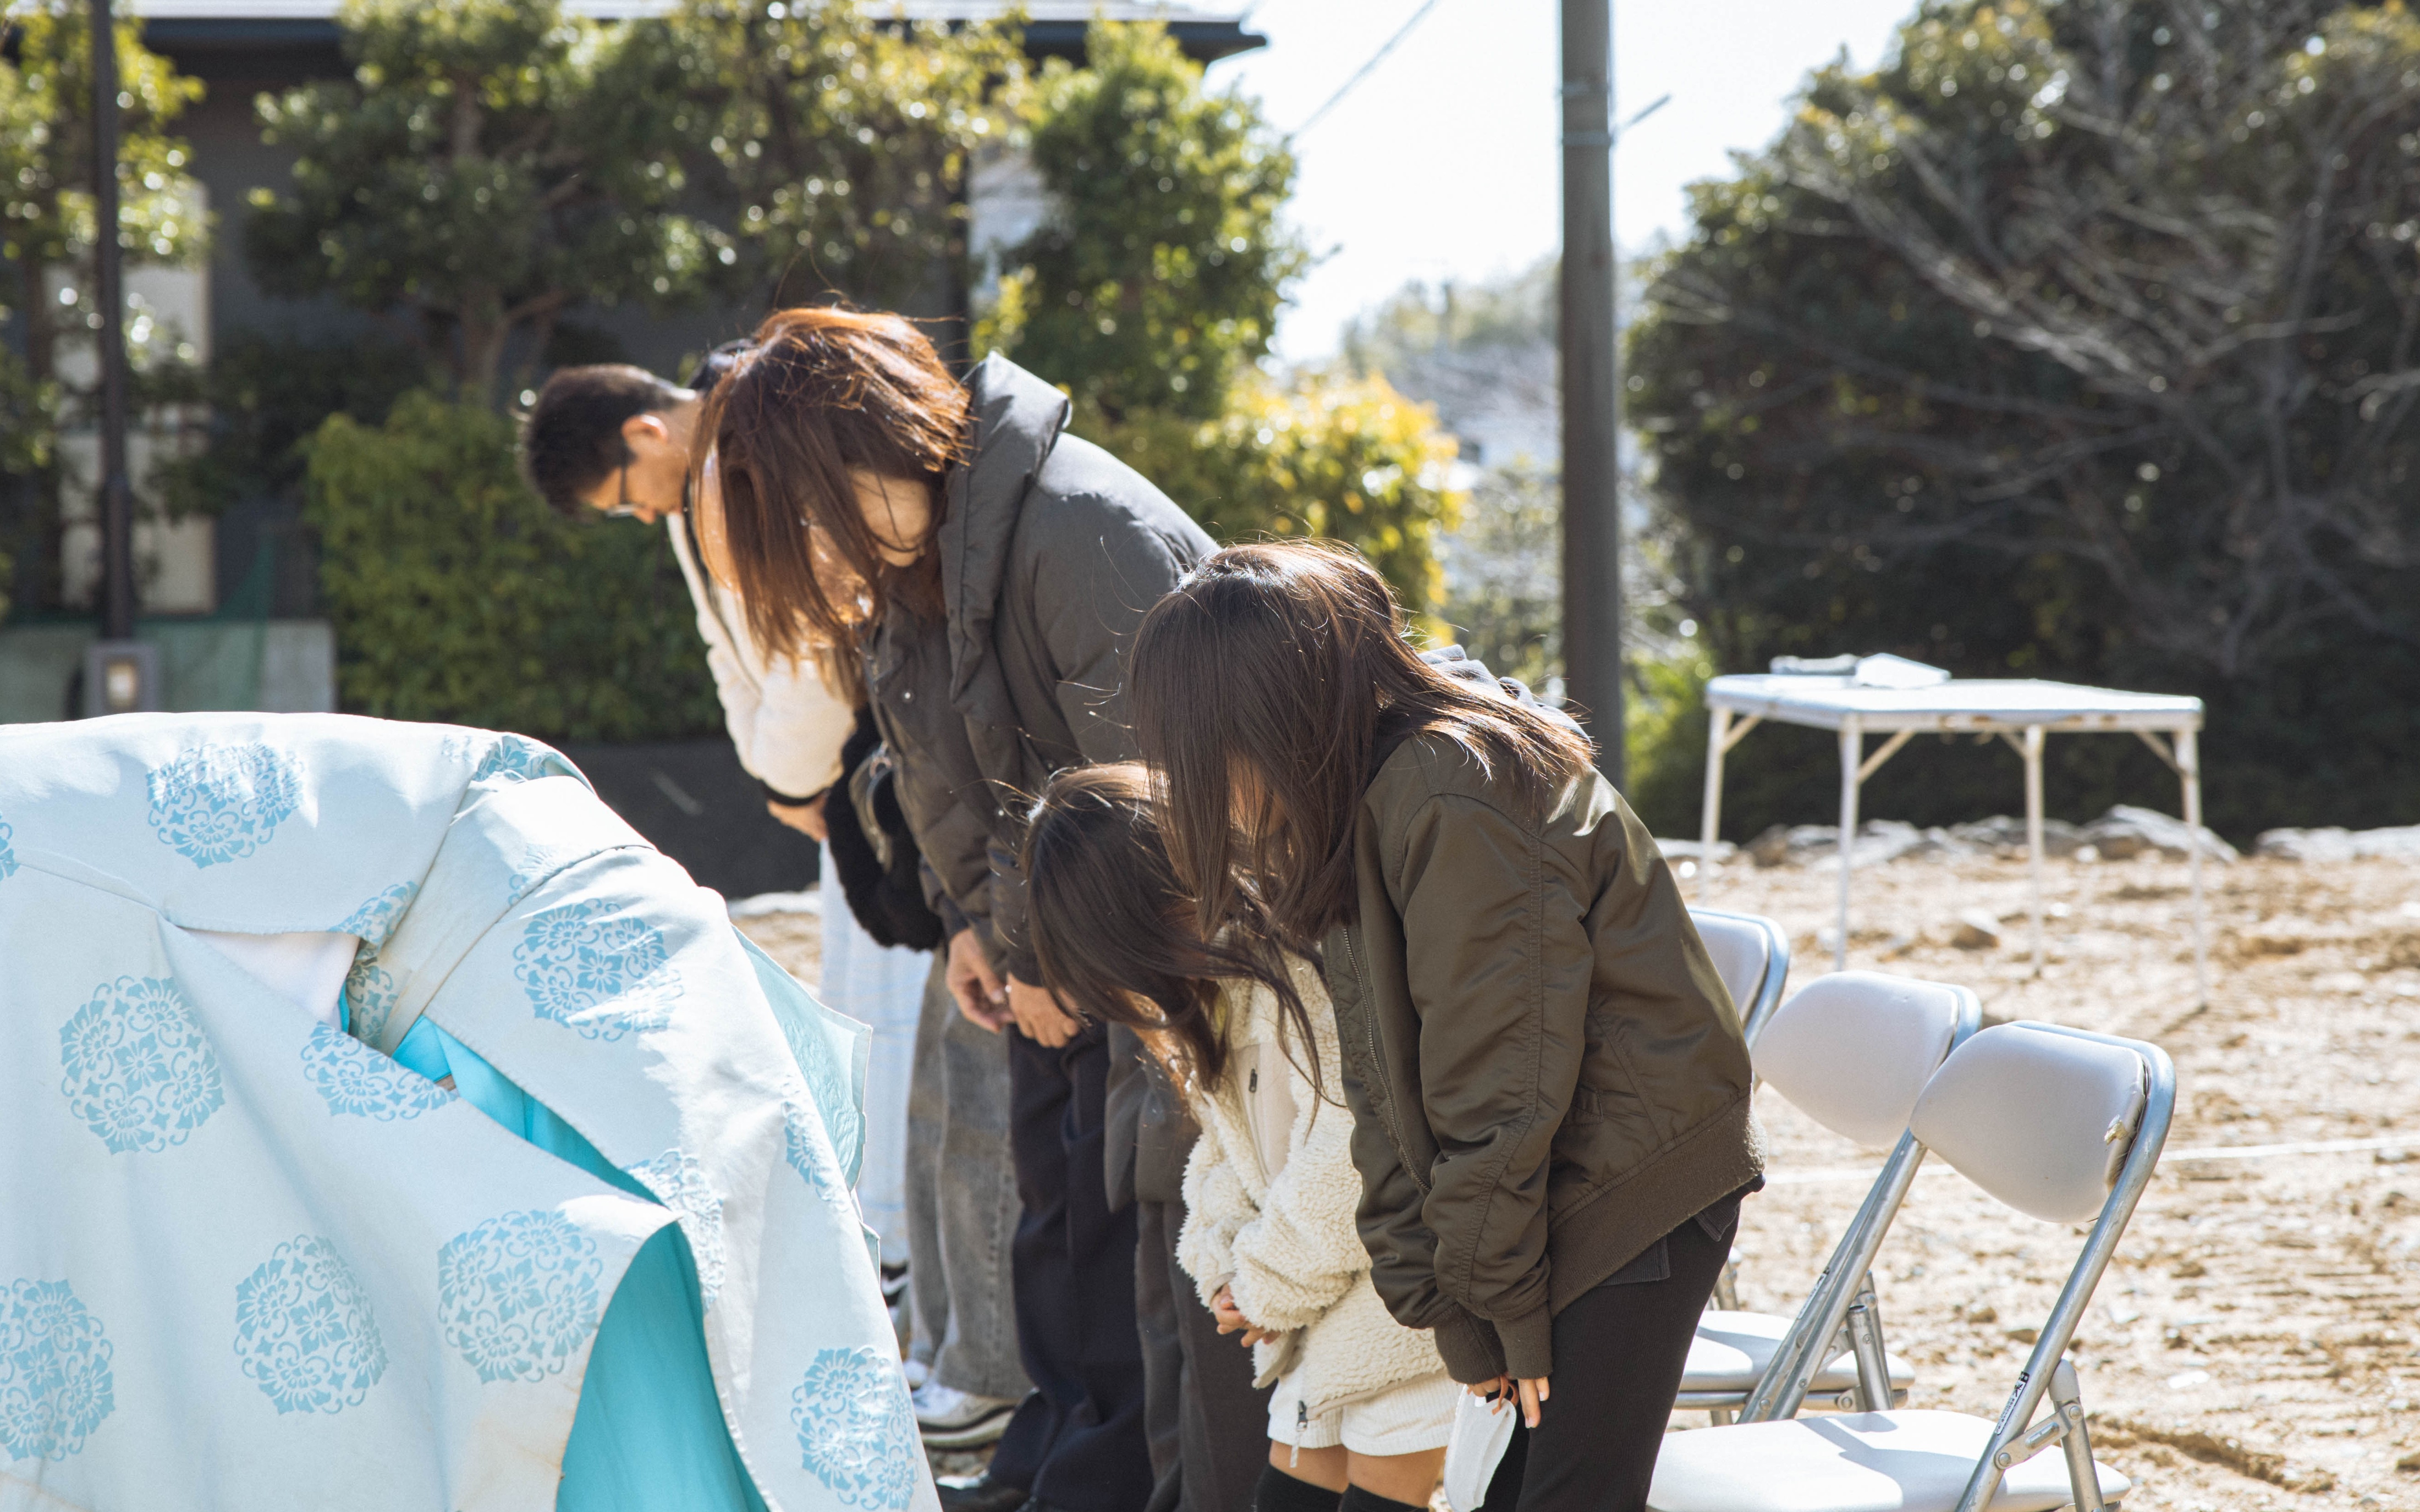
xmin=1213 ymin=0 xmax=1922 ymax=362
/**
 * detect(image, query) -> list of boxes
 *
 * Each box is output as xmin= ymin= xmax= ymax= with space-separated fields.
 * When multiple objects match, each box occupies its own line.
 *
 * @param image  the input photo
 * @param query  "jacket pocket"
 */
xmin=1566 ymin=1011 xmax=1650 ymax=1129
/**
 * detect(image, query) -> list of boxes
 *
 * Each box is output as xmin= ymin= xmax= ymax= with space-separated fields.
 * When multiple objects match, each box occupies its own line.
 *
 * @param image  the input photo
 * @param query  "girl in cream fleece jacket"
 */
xmin=1020 ymin=765 xmax=1454 ymax=1512
xmin=1179 ymin=957 xmax=1458 ymax=1473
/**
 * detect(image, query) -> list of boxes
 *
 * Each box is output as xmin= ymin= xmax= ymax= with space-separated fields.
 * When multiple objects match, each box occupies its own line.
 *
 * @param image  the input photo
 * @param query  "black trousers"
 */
xmin=1481 ymin=1195 xmax=1743 ymax=1512
xmin=988 ymin=1025 xmax=1154 ymax=1512
xmin=1139 ymin=1196 xmax=1276 ymax=1512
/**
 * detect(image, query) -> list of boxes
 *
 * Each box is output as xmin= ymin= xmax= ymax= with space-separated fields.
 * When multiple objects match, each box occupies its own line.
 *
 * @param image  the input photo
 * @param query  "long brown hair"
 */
xmin=1131 ymin=541 xmax=1598 ymax=954
xmin=694 ymin=306 xmax=972 ymax=662
xmin=1023 ymin=763 xmax=1322 ymax=1098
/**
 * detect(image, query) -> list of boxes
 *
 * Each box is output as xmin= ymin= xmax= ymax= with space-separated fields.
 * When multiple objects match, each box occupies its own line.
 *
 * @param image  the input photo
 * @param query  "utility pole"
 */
xmin=83 ymin=0 xmax=155 ymax=716
xmin=1559 ymin=0 xmax=1621 ymax=783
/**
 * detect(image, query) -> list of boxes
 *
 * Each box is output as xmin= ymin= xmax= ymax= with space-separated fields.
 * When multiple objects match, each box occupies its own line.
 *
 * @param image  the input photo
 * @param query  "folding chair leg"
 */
xmin=1846 ymin=1273 xmax=1892 ymax=1412
xmin=2048 ymin=1359 xmax=2107 ymax=1512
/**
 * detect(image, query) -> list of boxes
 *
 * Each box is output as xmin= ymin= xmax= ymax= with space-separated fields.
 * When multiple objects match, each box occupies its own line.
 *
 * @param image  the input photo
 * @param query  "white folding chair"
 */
xmin=1679 ymin=971 xmax=1980 ymax=1420
xmin=1652 ymin=1022 xmax=2173 ymax=1512
xmin=1689 ymin=908 xmax=1793 ymax=1048
xmin=1690 ymin=908 xmax=1794 ymax=1311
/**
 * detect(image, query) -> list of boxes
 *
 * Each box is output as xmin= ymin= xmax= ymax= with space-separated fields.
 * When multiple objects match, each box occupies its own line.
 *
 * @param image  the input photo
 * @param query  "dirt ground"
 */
xmin=739 ymin=850 xmax=2420 ymax=1507
xmin=1682 ymin=849 xmax=2420 ymax=1510
xmin=734 ymin=906 xmax=823 ymax=989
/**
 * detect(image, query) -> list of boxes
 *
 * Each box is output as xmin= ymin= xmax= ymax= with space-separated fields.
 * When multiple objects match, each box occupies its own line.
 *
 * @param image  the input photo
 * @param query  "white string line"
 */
xmin=1766 ymin=1133 xmax=2412 ymax=1187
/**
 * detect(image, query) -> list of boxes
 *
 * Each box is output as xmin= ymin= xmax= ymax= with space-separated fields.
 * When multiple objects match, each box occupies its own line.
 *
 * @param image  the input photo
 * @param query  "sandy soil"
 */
xmin=735 ymin=908 xmax=823 ymax=990
xmin=1681 ymin=849 xmax=2420 ymax=1510
xmin=738 ymin=851 xmax=2420 ymax=1507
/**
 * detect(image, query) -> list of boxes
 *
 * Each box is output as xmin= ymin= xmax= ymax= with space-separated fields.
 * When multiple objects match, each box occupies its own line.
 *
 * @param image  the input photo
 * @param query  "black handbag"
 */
xmin=823 ymin=707 xmax=947 ymax=952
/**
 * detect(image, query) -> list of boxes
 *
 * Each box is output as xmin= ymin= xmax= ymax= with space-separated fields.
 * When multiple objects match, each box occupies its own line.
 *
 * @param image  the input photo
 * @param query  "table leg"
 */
xmin=1837 ymin=717 xmax=1861 ymax=972
xmin=1701 ymin=707 xmax=1731 ymax=878
xmin=2024 ymin=725 xmax=2046 ymax=975
xmin=2181 ymin=727 xmax=2207 ymax=1008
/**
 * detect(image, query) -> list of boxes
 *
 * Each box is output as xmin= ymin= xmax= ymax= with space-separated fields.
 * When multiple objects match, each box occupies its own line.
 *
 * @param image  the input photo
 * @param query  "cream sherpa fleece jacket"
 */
xmin=1177 ymin=958 xmax=1446 ymax=1412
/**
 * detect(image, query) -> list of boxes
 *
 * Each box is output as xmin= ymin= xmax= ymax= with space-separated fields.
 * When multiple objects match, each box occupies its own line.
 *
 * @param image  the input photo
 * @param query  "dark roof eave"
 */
xmin=140 ymin=16 xmax=1267 ymax=75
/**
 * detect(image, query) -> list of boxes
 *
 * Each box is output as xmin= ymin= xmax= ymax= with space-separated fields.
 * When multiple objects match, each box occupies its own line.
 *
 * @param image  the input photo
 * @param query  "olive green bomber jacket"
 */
xmin=1321 ymin=734 xmax=1763 ymax=1385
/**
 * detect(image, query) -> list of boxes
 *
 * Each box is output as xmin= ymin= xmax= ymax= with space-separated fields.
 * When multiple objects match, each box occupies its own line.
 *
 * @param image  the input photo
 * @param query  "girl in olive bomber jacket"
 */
xmin=1128 ymin=544 xmax=1762 ymax=1512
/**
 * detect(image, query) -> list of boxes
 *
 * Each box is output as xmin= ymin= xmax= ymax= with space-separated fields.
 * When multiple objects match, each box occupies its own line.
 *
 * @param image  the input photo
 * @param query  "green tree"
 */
xmin=1628 ymin=0 xmax=2420 ymax=837
xmin=1100 ymin=368 xmax=1464 ymax=628
xmin=245 ymin=0 xmax=732 ymax=404
xmin=650 ymin=0 xmax=1022 ymax=312
xmin=983 ymin=21 xmax=1461 ymax=614
xmin=983 ymin=20 xmax=1304 ymax=420
xmin=0 ymin=2 xmax=205 ymax=616
xmin=1341 ymin=263 xmax=1564 ymax=678
xmin=304 ymin=392 xmax=719 ymax=739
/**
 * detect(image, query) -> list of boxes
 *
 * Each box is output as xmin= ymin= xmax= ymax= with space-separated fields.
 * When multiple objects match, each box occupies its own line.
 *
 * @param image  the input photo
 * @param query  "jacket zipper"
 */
xmin=1342 ymin=927 xmax=1425 ymax=1194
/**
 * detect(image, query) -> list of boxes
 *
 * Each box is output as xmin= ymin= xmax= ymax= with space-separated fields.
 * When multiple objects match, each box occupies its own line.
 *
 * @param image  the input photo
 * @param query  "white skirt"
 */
xmin=1268 ymin=1368 xmax=1461 ymax=1457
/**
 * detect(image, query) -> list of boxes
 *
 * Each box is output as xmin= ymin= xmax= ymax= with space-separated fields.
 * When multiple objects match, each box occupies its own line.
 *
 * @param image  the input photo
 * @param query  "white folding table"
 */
xmin=1697 ymin=675 xmax=2208 ymax=1001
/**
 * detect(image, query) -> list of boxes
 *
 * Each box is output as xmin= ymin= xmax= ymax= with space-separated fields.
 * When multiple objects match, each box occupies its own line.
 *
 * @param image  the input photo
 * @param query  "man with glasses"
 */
xmin=519 ymin=348 xmax=846 ymax=831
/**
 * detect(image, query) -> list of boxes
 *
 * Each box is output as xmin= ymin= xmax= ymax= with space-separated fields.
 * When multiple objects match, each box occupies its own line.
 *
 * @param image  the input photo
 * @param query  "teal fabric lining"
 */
xmin=382 ymin=1002 xmax=767 ymax=1512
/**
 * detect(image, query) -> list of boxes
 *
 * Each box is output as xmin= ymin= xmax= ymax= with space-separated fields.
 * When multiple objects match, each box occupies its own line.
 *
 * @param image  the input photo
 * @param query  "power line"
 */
xmin=1291 ymin=0 xmax=1447 ymax=139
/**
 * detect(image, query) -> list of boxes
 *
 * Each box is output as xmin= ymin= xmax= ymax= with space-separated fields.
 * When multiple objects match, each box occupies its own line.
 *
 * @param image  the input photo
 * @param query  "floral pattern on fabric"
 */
xmin=144 ymin=743 xmax=302 ymax=867
xmin=345 ymin=959 xmax=402 ymax=1047
xmin=59 ymin=975 xmax=224 ymax=1154
xmin=301 ymin=1023 xmax=451 ymax=1120
xmin=437 ymin=1211 xmax=603 ymax=1384
xmin=791 ymin=1346 xmax=917 ymax=1510
xmin=465 ymin=734 xmax=560 ymax=785
xmin=334 ymin=882 xmax=417 ymax=954
xmin=0 ymin=1278 xmax=115 ymax=1462
xmin=504 ymin=838 xmax=581 ymax=909
xmin=512 ymin=899 xmax=682 ymax=1042
xmin=783 ymin=1103 xmax=848 ymax=1207
xmin=798 ymin=1038 xmax=862 ymax=1178
xmin=629 ymin=1149 xmax=726 ymax=1306
xmin=0 ymin=806 xmax=17 ymax=882
xmin=232 ymin=1236 xmax=387 ymax=1415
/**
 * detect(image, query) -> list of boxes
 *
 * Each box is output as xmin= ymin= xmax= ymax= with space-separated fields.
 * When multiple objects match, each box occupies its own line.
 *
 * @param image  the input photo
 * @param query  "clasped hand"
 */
xmin=1210 ymin=1284 xmax=1278 ymax=1348
xmin=946 ymin=927 xmax=1080 ymax=1046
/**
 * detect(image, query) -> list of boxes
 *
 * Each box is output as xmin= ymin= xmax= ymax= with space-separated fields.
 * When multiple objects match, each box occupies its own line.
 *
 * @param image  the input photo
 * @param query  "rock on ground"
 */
xmin=1739 ymin=807 xmax=2238 ymax=869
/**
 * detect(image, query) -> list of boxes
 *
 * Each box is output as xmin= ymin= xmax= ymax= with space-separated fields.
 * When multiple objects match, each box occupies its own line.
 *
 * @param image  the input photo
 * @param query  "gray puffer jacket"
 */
xmin=863 ymin=353 xmax=1214 ymax=986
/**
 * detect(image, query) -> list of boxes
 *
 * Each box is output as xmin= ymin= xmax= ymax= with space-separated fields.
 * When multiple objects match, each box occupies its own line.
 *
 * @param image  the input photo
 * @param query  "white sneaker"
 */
xmin=913 ymin=1380 xmax=1019 ymax=1448
xmin=902 ymin=1357 xmax=931 ymax=1391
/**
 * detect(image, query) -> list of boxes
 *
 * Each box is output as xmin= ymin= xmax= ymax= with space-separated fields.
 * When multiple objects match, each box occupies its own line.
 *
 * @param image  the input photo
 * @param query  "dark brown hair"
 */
xmin=518 ymin=363 xmax=688 ymax=517
xmin=1023 ymin=763 xmax=1320 ymax=1097
xmin=694 ymin=306 xmax=972 ymax=662
xmin=1131 ymin=541 xmax=1598 ymax=955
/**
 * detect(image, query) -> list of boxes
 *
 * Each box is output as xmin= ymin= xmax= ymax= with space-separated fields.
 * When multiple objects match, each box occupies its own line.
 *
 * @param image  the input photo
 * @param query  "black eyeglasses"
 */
xmin=605 ymin=456 xmax=644 ymax=519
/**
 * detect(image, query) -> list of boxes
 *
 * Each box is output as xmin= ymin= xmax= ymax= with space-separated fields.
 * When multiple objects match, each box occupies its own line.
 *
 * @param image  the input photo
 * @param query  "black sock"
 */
xmin=1338 ymin=1486 xmax=1428 ymax=1512
xmin=1256 ymin=1462 xmax=1342 ymax=1512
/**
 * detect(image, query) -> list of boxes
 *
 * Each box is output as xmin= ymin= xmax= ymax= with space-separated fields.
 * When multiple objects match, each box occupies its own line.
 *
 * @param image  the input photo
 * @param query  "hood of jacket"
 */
xmin=940 ymin=354 xmax=1072 ymax=723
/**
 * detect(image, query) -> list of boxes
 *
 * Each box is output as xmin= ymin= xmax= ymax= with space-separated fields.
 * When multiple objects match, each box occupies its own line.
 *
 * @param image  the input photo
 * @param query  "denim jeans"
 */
xmin=904 ymin=953 xmax=1031 ymax=1399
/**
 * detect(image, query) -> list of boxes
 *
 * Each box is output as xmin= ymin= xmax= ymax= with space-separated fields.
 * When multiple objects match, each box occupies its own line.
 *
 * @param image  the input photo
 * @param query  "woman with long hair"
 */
xmin=1128 ymin=542 xmax=1764 ymax=1512
xmin=687 ymin=307 xmax=1232 ymax=1512
xmin=1024 ymin=765 xmax=1458 ymax=1512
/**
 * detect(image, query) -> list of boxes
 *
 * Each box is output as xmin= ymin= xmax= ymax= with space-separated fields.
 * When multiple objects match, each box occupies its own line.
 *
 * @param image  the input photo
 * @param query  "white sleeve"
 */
xmin=1222 ymin=1004 xmax=1364 ymax=1332
xmin=667 ymin=518 xmax=852 ymax=799
xmin=1177 ymin=1108 xmax=1250 ymax=1308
